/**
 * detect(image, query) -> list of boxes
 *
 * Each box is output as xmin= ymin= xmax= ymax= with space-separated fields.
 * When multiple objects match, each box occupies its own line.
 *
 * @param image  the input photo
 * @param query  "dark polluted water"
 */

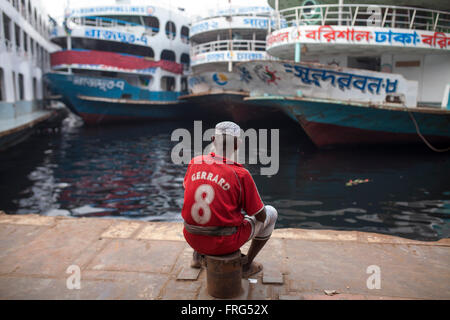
xmin=0 ymin=116 xmax=449 ymax=241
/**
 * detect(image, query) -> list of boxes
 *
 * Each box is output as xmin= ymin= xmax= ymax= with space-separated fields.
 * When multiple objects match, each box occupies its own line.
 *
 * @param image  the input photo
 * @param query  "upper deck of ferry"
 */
xmin=189 ymin=5 xmax=275 ymax=71
xmin=266 ymin=0 xmax=450 ymax=59
xmin=264 ymin=0 xmax=450 ymax=106
xmin=190 ymin=6 xmax=274 ymax=41
xmin=50 ymin=5 xmax=191 ymax=63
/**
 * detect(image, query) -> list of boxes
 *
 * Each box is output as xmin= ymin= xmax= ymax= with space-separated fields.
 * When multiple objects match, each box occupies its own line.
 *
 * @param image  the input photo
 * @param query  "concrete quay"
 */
xmin=0 ymin=212 xmax=448 ymax=300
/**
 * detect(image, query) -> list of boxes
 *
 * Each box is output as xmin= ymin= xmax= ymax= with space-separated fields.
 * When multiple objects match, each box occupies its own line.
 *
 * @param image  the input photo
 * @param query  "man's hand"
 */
xmin=255 ymin=207 xmax=267 ymax=223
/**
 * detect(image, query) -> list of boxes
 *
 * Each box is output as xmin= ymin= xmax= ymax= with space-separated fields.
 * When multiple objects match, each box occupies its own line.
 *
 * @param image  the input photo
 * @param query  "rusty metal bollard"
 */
xmin=205 ymin=250 xmax=246 ymax=299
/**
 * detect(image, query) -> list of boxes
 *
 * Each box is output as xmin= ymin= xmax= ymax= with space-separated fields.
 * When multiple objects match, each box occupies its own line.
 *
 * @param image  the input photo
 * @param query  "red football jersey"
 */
xmin=182 ymin=153 xmax=264 ymax=255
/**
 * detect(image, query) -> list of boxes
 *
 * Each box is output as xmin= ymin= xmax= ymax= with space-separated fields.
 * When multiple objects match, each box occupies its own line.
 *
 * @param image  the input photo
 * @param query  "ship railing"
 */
xmin=69 ymin=16 xmax=160 ymax=35
xmin=192 ymin=11 xmax=271 ymax=23
xmin=270 ymin=4 xmax=450 ymax=33
xmin=191 ymin=39 xmax=266 ymax=56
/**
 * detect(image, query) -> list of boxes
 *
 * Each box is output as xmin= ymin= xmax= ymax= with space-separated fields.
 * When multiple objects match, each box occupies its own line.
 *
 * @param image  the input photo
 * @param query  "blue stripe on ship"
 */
xmin=278 ymin=99 xmax=450 ymax=138
xmin=44 ymin=73 xmax=190 ymax=121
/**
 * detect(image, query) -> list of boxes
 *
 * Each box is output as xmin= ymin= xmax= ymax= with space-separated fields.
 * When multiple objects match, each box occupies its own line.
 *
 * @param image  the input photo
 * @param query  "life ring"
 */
xmin=301 ymin=0 xmax=321 ymax=25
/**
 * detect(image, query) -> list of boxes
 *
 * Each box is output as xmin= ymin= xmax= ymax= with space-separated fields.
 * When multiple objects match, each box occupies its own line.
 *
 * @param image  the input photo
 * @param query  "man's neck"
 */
xmin=214 ymin=150 xmax=239 ymax=164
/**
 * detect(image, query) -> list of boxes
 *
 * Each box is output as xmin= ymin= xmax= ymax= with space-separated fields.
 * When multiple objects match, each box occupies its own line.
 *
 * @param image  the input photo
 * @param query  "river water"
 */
xmin=0 ymin=116 xmax=449 ymax=241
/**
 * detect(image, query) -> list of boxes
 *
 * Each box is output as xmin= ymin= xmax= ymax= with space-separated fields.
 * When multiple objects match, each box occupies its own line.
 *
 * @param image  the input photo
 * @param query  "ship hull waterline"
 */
xmin=248 ymin=96 xmax=450 ymax=149
xmin=179 ymin=91 xmax=291 ymax=125
xmin=63 ymin=96 xmax=193 ymax=126
xmin=44 ymin=73 xmax=194 ymax=125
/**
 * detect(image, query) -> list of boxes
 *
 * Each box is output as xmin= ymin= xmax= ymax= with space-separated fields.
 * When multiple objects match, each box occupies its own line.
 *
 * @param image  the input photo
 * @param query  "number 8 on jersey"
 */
xmin=191 ymin=184 xmax=215 ymax=225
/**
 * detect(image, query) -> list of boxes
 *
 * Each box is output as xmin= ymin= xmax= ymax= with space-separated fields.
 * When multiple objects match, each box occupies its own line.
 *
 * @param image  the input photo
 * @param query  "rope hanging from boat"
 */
xmin=408 ymin=111 xmax=450 ymax=153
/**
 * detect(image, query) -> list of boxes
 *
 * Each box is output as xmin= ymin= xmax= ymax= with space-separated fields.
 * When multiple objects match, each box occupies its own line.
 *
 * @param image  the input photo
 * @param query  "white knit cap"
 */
xmin=215 ymin=121 xmax=241 ymax=138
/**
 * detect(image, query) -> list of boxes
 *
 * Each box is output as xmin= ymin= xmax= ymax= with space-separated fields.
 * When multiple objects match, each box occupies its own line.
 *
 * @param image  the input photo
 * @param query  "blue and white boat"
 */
xmin=181 ymin=4 xmax=290 ymax=123
xmin=242 ymin=0 xmax=450 ymax=149
xmin=45 ymin=2 xmax=193 ymax=125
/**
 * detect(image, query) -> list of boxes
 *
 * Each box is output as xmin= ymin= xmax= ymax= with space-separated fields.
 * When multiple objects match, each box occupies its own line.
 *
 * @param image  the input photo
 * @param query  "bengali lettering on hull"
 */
xmin=236 ymin=60 xmax=418 ymax=107
xmin=267 ymin=26 xmax=450 ymax=51
xmin=190 ymin=60 xmax=418 ymax=107
xmin=191 ymin=16 xmax=274 ymax=37
xmin=44 ymin=73 xmax=190 ymax=125
xmin=66 ymin=5 xmax=157 ymax=17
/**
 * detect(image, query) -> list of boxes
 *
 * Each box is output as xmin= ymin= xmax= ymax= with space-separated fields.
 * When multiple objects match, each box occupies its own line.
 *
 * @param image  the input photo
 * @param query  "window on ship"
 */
xmin=138 ymin=76 xmax=153 ymax=89
xmin=347 ymin=56 xmax=381 ymax=72
xmin=0 ymin=68 xmax=5 ymax=101
xmin=181 ymin=77 xmax=188 ymax=92
xmin=20 ymin=0 xmax=25 ymax=18
xmin=3 ymin=13 xmax=11 ymax=45
xmin=23 ymin=31 xmax=28 ymax=53
xmin=118 ymin=74 xmax=151 ymax=89
xmin=12 ymin=72 xmax=17 ymax=101
xmin=43 ymin=82 xmax=51 ymax=100
xmin=68 ymin=38 xmax=155 ymax=59
xmin=180 ymin=26 xmax=189 ymax=44
xmin=14 ymin=23 xmax=21 ymax=49
xmin=18 ymin=73 xmax=24 ymax=100
xmin=27 ymin=1 xmax=31 ymax=22
xmin=72 ymin=70 xmax=116 ymax=78
xmin=143 ymin=16 xmax=159 ymax=36
xmin=161 ymin=76 xmax=176 ymax=92
xmin=165 ymin=21 xmax=176 ymax=40
xmin=32 ymin=77 xmax=37 ymax=100
xmin=81 ymin=15 xmax=143 ymax=28
xmin=180 ymin=53 xmax=190 ymax=71
xmin=161 ymin=50 xmax=176 ymax=62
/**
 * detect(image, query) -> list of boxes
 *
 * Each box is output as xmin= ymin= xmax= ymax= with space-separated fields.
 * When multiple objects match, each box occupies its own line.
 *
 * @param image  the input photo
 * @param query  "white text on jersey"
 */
xmin=191 ymin=171 xmax=231 ymax=191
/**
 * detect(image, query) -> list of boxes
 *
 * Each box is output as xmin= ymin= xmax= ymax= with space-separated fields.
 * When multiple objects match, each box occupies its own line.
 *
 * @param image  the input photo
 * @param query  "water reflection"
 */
xmin=253 ymin=145 xmax=450 ymax=241
xmin=0 ymin=117 xmax=448 ymax=241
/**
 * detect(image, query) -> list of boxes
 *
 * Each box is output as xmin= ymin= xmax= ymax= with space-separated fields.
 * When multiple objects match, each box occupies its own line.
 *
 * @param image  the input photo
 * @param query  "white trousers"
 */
xmin=245 ymin=205 xmax=278 ymax=241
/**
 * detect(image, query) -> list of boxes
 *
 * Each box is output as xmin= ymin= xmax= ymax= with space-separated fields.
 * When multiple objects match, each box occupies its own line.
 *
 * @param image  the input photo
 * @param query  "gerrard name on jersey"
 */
xmin=191 ymin=171 xmax=231 ymax=191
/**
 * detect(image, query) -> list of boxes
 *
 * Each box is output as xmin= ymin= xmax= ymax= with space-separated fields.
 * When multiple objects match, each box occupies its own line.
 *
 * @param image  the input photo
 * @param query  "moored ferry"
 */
xmin=181 ymin=4 xmax=289 ymax=124
xmin=45 ymin=2 xmax=193 ymax=125
xmin=241 ymin=0 xmax=450 ymax=149
xmin=0 ymin=0 xmax=60 ymax=150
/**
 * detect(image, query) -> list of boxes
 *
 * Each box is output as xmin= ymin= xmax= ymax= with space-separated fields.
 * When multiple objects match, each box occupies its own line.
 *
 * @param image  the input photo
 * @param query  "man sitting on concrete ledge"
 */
xmin=181 ymin=121 xmax=278 ymax=278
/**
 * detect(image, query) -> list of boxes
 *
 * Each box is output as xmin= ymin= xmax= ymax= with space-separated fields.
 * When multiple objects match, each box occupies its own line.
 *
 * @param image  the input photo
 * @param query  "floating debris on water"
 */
xmin=346 ymin=179 xmax=371 ymax=187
